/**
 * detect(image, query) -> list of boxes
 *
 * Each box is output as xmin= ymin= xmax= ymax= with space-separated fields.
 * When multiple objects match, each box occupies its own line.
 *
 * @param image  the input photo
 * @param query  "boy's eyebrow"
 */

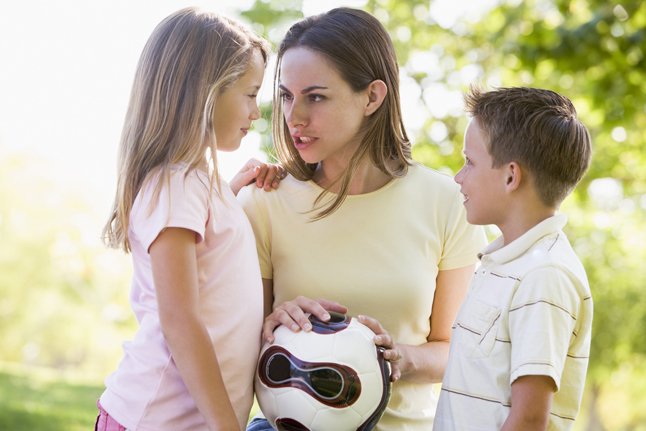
xmin=279 ymin=84 xmax=328 ymax=94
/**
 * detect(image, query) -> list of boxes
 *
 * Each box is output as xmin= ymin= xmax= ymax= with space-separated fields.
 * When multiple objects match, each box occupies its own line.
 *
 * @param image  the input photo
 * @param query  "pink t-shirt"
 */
xmin=100 ymin=166 xmax=263 ymax=430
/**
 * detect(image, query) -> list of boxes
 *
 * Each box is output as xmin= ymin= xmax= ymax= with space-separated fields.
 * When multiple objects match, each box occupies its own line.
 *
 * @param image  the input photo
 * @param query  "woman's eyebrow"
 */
xmin=279 ymin=84 xmax=329 ymax=94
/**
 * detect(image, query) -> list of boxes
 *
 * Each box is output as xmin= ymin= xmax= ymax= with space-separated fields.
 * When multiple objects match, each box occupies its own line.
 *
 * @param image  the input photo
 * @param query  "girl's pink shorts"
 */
xmin=94 ymin=400 xmax=126 ymax=431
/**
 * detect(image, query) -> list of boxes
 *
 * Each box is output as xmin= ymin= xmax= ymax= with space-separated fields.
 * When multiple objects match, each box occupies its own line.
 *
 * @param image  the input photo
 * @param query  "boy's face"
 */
xmin=454 ymin=118 xmax=508 ymax=226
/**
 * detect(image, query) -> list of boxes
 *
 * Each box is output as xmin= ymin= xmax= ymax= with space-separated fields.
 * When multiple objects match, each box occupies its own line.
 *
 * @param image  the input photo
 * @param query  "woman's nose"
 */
xmin=285 ymin=101 xmax=306 ymax=128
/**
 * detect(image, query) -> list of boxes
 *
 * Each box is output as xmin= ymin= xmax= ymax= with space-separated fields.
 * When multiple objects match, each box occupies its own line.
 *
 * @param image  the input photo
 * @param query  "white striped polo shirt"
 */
xmin=434 ymin=214 xmax=592 ymax=431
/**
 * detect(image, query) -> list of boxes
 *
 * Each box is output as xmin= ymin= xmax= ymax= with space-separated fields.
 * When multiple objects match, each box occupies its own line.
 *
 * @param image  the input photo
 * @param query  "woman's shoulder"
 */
xmin=405 ymin=162 xmax=460 ymax=194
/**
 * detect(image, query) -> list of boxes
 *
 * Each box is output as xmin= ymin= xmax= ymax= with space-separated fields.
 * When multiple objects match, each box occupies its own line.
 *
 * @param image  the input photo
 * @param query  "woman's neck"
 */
xmin=313 ymin=158 xmax=392 ymax=195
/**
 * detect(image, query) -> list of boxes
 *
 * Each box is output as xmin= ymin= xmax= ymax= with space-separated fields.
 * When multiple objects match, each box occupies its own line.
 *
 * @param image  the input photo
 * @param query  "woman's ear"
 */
xmin=364 ymin=80 xmax=387 ymax=116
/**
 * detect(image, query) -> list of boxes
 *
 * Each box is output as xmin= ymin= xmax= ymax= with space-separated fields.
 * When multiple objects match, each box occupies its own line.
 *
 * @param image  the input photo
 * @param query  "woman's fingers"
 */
xmin=262 ymin=296 xmax=346 ymax=343
xmin=358 ymin=314 xmax=402 ymax=382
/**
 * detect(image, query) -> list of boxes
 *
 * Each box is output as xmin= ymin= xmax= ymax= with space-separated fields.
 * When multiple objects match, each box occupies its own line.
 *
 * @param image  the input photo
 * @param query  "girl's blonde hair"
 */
xmin=273 ymin=7 xmax=411 ymax=219
xmin=103 ymin=7 xmax=269 ymax=251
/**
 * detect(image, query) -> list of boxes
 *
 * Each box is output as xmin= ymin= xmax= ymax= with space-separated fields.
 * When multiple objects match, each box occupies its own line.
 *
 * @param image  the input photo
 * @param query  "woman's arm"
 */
xmin=150 ymin=227 xmax=239 ymax=431
xmin=360 ymin=265 xmax=475 ymax=383
xmin=262 ymin=278 xmax=274 ymax=319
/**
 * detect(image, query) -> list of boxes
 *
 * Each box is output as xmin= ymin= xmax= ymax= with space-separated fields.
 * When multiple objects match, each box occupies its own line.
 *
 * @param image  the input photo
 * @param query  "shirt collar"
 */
xmin=478 ymin=214 xmax=568 ymax=265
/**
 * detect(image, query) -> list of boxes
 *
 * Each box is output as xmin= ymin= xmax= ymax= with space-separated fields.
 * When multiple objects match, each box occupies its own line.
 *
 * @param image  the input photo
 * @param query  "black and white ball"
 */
xmin=255 ymin=312 xmax=391 ymax=431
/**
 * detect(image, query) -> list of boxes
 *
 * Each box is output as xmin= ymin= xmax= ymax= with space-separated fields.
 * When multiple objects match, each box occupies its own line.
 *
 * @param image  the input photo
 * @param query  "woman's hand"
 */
xmin=262 ymin=296 xmax=347 ymax=343
xmin=357 ymin=314 xmax=402 ymax=382
xmin=230 ymin=158 xmax=287 ymax=195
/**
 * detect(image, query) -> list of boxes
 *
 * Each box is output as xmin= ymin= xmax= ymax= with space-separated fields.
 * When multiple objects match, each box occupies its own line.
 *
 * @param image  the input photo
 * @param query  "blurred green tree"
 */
xmin=0 ymin=153 xmax=133 ymax=377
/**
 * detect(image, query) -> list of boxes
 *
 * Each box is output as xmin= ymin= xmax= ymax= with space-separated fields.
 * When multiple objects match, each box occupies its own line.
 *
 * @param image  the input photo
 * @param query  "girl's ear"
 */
xmin=364 ymin=80 xmax=387 ymax=116
xmin=504 ymin=162 xmax=522 ymax=192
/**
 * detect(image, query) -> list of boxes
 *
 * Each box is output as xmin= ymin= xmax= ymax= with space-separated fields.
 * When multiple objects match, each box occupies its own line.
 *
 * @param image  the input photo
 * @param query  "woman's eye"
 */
xmin=309 ymin=94 xmax=324 ymax=102
xmin=280 ymin=92 xmax=293 ymax=102
xmin=248 ymin=93 xmax=258 ymax=99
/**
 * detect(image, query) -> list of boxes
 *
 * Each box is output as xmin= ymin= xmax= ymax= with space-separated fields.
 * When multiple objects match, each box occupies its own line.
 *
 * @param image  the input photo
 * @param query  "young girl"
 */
xmin=239 ymin=8 xmax=486 ymax=430
xmin=97 ymin=8 xmax=280 ymax=430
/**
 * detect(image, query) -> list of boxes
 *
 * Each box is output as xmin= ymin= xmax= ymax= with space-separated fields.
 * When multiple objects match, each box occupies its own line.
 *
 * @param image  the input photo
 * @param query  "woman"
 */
xmin=239 ymin=7 xmax=485 ymax=430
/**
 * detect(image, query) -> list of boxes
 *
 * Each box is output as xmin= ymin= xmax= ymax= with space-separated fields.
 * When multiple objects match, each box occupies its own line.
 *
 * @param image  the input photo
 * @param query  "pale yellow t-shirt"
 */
xmin=238 ymin=163 xmax=485 ymax=430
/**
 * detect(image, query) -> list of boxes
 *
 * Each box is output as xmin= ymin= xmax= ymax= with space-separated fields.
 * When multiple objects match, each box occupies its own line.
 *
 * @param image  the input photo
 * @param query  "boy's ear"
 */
xmin=364 ymin=80 xmax=387 ymax=116
xmin=504 ymin=162 xmax=522 ymax=192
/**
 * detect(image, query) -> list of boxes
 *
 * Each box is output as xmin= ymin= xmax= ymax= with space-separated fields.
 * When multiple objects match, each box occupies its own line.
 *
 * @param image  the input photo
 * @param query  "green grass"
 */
xmin=0 ymin=365 xmax=103 ymax=431
xmin=0 ymin=364 xmax=262 ymax=430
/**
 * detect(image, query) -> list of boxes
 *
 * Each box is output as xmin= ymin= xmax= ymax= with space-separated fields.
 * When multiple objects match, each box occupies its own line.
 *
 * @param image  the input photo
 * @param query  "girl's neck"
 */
xmin=313 ymin=158 xmax=392 ymax=195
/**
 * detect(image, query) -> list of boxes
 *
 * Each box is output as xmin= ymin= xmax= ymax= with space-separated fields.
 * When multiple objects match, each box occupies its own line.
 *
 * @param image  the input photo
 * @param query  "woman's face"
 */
xmin=279 ymin=47 xmax=369 ymax=165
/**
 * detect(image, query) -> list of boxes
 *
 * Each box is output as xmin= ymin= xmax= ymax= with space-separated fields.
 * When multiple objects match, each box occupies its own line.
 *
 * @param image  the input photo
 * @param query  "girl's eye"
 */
xmin=280 ymin=92 xmax=293 ymax=102
xmin=309 ymin=94 xmax=324 ymax=102
xmin=248 ymin=94 xmax=258 ymax=99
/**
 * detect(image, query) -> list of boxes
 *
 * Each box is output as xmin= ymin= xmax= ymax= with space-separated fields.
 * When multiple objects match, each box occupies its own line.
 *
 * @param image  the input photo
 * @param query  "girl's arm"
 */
xmin=229 ymin=158 xmax=286 ymax=196
xmin=150 ymin=227 xmax=239 ymax=431
xmin=360 ymin=265 xmax=474 ymax=382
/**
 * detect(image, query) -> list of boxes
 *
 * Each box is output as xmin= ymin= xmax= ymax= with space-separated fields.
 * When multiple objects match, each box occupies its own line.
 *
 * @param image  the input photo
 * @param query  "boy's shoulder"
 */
xmin=484 ymin=216 xmax=589 ymax=292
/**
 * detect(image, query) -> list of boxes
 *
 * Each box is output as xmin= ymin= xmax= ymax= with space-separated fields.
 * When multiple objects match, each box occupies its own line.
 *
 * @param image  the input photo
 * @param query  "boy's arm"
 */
xmin=501 ymin=375 xmax=556 ymax=431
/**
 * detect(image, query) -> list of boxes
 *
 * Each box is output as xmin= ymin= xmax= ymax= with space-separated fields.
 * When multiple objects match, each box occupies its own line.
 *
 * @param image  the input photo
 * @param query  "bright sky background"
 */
xmin=0 ymin=0 xmax=378 ymax=216
xmin=0 ymin=0 xmax=496 ymax=225
xmin=1 ymin=0 xmax=259 ymax=207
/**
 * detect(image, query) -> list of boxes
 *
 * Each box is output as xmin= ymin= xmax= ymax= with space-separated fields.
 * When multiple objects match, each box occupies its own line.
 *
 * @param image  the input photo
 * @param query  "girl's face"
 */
xmin=213 ymin=49 xmax=265 ymax=152
xmin=279 ymin=47 xmax=369 ymax=165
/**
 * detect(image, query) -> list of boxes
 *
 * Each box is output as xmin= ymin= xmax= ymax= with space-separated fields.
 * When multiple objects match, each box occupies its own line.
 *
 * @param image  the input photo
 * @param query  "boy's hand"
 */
xmin=230 ymin=158 xmax=287 ymax=195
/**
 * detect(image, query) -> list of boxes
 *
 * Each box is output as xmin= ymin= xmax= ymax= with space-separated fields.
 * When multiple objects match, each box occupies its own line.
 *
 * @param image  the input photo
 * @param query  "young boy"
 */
xmin=433 ymin=87 xmax=593 ymax=430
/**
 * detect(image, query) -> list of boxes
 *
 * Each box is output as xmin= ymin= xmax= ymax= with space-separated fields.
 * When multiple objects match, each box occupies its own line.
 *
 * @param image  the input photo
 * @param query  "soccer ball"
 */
xmin=255 ymin=312 xmax=391 ymax=431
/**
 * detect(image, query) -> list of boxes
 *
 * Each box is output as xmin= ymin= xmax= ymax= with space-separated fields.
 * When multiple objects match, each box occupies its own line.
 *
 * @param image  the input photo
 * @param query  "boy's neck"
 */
xmin=498 ymin=200 xmax=556 ymax=246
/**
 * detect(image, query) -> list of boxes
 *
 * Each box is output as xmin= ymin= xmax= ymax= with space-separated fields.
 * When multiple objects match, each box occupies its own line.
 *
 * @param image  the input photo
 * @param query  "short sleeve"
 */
xmin=131 ymin=169 xmax=209 ymax=252
xmin=439 ymin=188 xmax=487 ymax=270
xmin=508 ymin=266 xmax=581 ymax=390
xmin=237 ymin=185 xmax=272 ymax=279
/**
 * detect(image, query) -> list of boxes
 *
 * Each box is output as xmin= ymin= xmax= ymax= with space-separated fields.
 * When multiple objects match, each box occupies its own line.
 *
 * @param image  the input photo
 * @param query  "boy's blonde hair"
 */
xmin=465 ymin=86 xmax=592 ymax=207
xmin=102 ymin=7 xmax=269 ymax=251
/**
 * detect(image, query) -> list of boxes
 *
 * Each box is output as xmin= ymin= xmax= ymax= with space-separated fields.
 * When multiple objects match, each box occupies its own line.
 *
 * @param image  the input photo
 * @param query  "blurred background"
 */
xmin=1 ymin=0 xmax=644 ymax=429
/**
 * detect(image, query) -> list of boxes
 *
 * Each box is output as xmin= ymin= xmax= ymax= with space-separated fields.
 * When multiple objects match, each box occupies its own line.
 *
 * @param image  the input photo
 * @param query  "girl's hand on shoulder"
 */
xmin=357 ymin=314 xmax=402 ymax=382
xmin=230 ymin=158 xmax=287 ymax=196
xmin=262 ymin=296 xmax=347 ymax=344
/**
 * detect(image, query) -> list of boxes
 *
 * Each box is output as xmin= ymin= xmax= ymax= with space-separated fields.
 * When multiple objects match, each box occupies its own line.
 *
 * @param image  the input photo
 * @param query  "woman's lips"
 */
xmin=293 ymin=136 xmax=316 ymax=150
